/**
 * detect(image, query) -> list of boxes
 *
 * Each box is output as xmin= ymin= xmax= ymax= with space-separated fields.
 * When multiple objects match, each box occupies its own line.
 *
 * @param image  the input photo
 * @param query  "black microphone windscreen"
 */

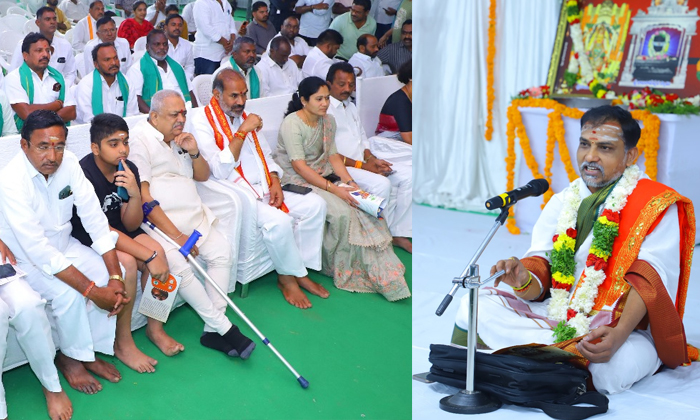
xmin=527 ymin=179 xmax=550 ymax=196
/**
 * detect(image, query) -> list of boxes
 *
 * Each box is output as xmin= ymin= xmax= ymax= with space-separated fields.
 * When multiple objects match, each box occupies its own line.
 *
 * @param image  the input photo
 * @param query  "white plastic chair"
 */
xmin=0 ymin=30 xmax=25 ymax=62
xmin=191 ymin=74 xmax=212 ymax=107
xmin=23 ymin=18 xmax=38 ymax=35
xmin=74 ymin=51 xmax=85 ymax=79
xmin=356 ymin=75 xmax=404 ymax=138
xmin=112 ymin=16 xmax=125 ymax=29
xmin=63 ymin=28 xmax=73 ymax=44
xmin=0 ymin=1 xmax=15 ymax=16
xmin=0 ymin=14 xmax=30 ymax=33
xmin=133 ymin=36 xmax=147 ymax=52
xmin=6 ymin=6 xmax=31 ymax=18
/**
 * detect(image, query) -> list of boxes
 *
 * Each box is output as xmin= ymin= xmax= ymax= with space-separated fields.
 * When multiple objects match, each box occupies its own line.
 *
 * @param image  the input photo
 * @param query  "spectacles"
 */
xmin=33 ymin=144 xmax=66 ymax=153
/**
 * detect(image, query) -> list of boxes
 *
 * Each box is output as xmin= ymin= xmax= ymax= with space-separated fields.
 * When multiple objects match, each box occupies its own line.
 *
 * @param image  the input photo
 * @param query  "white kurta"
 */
xmin=0 ymin=151 xmax=117 ymax=362
xmin=127 ymin=54 xmax=193 ymax=103
xmin=58 ymin=0 xmax=89 ymax=22
xmin=348 ymin=52 xmax=388 ymax=79
xmin=455 ymin=177 xmax=681 ymax=394
xmin=168 ymin=38 xmax=195 ymax=82
xmin=71 ymin=15 xmax=98 ymax=52
xmin=192 ymin=0 xmax=236 ymax=62
xmin=187 ymin=106 xmax=326 ymax=273
xmin=83 ymin=37 xmax=134 ymax=75
xmin=215 ymin=59 xmax=265 ymax=99
xmin=301 ymin=46 xmax=337 ymax=79
xmin=10 ymin=36 xmax=77 ymax=87
xmin=265 ymin=33 xmax=311 ymax=57
xmin=75 ymin=71 xmax=140 ymax=124
xmin=4 ymin=66 xmax=77 ymax=109
xmin=255 ymin=54 xmax=302 ymax=97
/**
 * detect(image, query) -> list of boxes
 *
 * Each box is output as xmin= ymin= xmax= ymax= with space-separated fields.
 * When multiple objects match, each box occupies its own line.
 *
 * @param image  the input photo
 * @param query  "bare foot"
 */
xmin=393 ymin=237 xmax=412 ymax=253
xmin=278 ymin=275 xmax=312 ymax=309
xmin=84 ymin=358 xmax=121 ymax=383
xmin=43 ymin=387 xmax=73 ymax=420
xmin=114 ymin=339 xmax=157 ymax=373
xmin=146 ymin=324 xmax=185 ymax=356
xmin=55 ymin=353 xmax=102 ymax=395
xmin=297 ymin=276 xmax=330 ymax=299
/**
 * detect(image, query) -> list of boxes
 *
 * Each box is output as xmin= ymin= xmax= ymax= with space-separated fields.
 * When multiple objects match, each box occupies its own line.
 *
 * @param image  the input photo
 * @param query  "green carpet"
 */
xmin=3 ymin=247 xmax=411 ymax=420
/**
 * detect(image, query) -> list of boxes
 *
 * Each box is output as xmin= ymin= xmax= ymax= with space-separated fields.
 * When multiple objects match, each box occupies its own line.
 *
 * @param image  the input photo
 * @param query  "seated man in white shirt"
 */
xmin=0 ymin=110 xmax=128 ymax=395
xmin=146 ymin=0 xmax=167 ymax=28
xmin=326 ymin=62 xmax=412 ymax=252
xmin=256 ymin=37 xmax=302 ymax=97
xmin=216 ymin=37 xmax=264 ymax=99
xmin=0 ymin=241 xmax=72 ymax=420
xmin=0 ymin=91 xmax=17 ymax=137
xmin=129 ymin=89 xmax=256 ymax=359
xmin=127 ymin=29 xmax=196 ymax=113
xmin=5 ymin=33 xmax=77 ymax=130
xmin=71 ymin=0 xmax=105 ymax=53
xmin=301 ymin=29 xmax=342 ymax=79
xmin=164 ymin=13 xmax=195 ymax=81
xmin=192 ymin=0 xmax=236 ymax=75
xmin=10 ymin=7 xmax=77 ymax=88
xmin=349 ymin=34 xmax=388 ymax=79
xmin=266 ymin=16 xmax=311 ymax=69
xmin=76 ymin=42 xmax=140 ymax=124
xmin=187 ymin=69 xmax=329 ymax=309
xmin=59 ymin=0 xmax=89 ymax=23
xmin=84 ymin=16 xmax=134 ymax=76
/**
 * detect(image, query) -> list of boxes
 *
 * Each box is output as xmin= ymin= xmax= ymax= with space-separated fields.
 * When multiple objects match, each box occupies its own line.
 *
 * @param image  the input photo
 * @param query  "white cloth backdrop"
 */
xmin=414 ymin=0 xmax=559 ymax=210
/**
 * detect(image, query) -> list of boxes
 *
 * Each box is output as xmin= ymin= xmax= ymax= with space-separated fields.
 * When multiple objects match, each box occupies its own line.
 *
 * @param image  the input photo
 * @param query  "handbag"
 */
xmin=426 ymin=344 xmax=608 ymax=420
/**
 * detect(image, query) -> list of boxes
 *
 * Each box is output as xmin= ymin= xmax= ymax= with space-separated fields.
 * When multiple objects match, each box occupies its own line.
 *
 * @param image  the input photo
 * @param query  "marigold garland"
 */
xmin=484 ymin=0 xmax=497 ymax=141
xmin=504 ymin=98 xmax=660 ymax=234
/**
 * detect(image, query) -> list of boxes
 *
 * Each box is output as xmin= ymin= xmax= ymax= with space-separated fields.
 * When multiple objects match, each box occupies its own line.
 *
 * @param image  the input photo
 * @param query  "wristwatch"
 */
xmin=109 ymin=275 xmax=125 ymax=284
xmin=189 ymin=151 xmax=201 ymax=159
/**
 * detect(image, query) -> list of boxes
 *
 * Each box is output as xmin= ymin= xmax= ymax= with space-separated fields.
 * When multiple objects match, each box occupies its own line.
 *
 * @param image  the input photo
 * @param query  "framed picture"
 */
xmin=546 ymin=0 xmax=700 ymax=96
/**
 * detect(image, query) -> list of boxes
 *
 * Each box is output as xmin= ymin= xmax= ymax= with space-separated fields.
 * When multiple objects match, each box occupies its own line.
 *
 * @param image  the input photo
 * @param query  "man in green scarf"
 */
xmin=125 ymin=29 xmax=197 ymax=113
xmin=5 ymin=33 xmax=76 ymax=129
xmin=216 ymin=36 xmax=264 ymax=99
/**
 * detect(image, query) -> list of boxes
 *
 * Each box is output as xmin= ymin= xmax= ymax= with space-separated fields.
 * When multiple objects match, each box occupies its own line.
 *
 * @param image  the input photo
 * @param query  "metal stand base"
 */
xmin=439 ymin=390 xmax=502 ymax=415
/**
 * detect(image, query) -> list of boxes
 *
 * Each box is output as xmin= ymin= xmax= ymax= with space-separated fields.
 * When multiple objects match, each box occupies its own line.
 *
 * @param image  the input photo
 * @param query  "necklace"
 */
xmin=298 ymin=109 xmax=319 ymax=128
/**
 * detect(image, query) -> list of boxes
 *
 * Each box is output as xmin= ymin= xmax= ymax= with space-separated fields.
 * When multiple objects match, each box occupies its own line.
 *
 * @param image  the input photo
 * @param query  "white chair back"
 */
xmin=191 ymin=74 xmax=212 ymax=107
xmin=244 ymin=93 xmax=292 ymax=151
xmin=63 ymin=28 xmax=73 ymax=45
xmin=0 ymin=30 xmax=24 ymax=62
xmin=75 ymin=51 xmax=86 ymax=79
xmin=23 ymin=18 xmax=38 ymax=35
xmin=112 ymin=16 xmax=125 ymax=29
xmin=24 ymin=0 xmax=44 ymax=14
xmin=0 ymin=13 xmax=30 ymax=33
xmin=356 ymin=75 xmax=403 ymax=137
xmin=0 ymin=1 xmax=14 ymax=16
xmin=6 ymin=6 xmax=31 ymax=18
xmin=133 ymin=36 xmax=147 ymax=52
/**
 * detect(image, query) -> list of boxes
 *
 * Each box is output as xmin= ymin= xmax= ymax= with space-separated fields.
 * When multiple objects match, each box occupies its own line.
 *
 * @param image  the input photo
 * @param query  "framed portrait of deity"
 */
xmin=547 ymin=0 xmax=700 ymax=97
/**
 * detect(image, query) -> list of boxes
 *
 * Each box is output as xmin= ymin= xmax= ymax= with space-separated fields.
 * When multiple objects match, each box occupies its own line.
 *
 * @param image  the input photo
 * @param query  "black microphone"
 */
xmin=484 ymin=179 xmax=549 ymax=210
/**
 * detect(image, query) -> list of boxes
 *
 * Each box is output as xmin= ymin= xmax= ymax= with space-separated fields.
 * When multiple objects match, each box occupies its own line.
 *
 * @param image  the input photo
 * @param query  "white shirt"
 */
xmin=266 ymin=33 xmax=311 ymax=57
xmin=193 ymin=0 xmax=237 ymax=62
xmin=295 ymin=0 xmax=334 ymax=39
xmin=146 ymin=5 xmax=167 ymax=27
xmin=255 ymin=54 xmax=301 ymax=97
xmin=216 ymin=59 xmax=264 ymax=99
xmin=348 ymin=52 xmax=387 ymax=79
xmin=168 ymin=38 xmax=195 ymax=81
xmin=58 ymin=0 xmax=89 ymax=22
xmin=326 ymin=96 xmax=368 ymax=160
xmin=0 ymin=91 xmax=17 ymax=136
xmin=10 ymin=36 xmax=77 ymax=88
xmin=71 ymin=15 xmax=98 ymax=52
xmin=127 ymin=53 xmax=193 ymax=102
xmin=302 ymin=46 xmax=336 ymax=79
xmin=182 ymin=2 xmax=197 ymax=33
xmin=83 ymin=37 xmax=134 ymax=75
xmin=75 ymin=71 xmax=140 ymax=124
xmin=372 ymin=0 xmax=402 ymax=25
xmin=0 ymin=151 xmax=115 ymax=276
xmin=4 ymin=65 xmax=77 ymax=107
xmin=187 ymin=107 xmax=282 ymax=197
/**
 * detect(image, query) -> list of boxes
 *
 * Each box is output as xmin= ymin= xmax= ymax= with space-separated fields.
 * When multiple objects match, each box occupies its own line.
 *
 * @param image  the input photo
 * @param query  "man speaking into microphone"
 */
xmin=451 ymin=105 xmax=696 ymax=394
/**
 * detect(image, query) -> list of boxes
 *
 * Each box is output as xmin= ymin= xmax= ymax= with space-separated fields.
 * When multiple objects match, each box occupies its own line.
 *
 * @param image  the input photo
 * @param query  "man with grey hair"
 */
xmin=127 ymin=30 xmax=196 ymax=113
xmin=215 ymin=37 xmax=264 ymax=99
xmin=128 ymin=89 xmax=256 ymax=359
xmin=186 ymin=69 xmax=328 ymax=309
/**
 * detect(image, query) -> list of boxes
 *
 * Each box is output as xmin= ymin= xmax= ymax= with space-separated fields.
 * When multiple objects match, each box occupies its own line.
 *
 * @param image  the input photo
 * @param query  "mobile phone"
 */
xmin=0 ymin=264 xmax=16 ymax=279
xmin=323 ymin=173 xmax=341 ymax=184
xmin=282 ymin=184 xmax=312 ymax=195
xmin=117 ymin=161 xmax=130 ymax=202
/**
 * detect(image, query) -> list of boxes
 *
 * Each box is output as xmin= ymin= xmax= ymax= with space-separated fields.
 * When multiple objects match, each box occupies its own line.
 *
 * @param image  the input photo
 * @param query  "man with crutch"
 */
xmin=128 ymin=89 xmax=256 ymax=359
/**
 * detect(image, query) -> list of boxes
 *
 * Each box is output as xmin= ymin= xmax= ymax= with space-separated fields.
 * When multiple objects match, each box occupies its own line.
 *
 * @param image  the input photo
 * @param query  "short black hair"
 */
xmin=89 ymin=0 xmax=103 ymax=9
xmin=147 ymin=29 xmax=167 ymax=45
xmin=269 ymin=36 xmax=290 ymax=51
xmin=397 ymin=60 xmax=411 ymax=84
xmin=21 ymin=32 xmax=50 ymax=54
xmin=165 ymin=4 xmax=179 ymax=14
xmin=402 ymin=19 xmax=412 ymax=29
xmin=104 ymin=10 xmax=116 ymax=18
xmin=165 ymin=13 xmax=184 ymax=26
xmin=95 ymin=16 xmax=114 ymax=30
xmin=90 ymin=113 xmax=130 ymax=145
xmin=36 ymin=6 xmax=56 ymax=19
xmin=353 ymin=0 xmax=371 ymax=11
xmin=580 ymin=105 xmax=641 ymax=150
xmin=22 ymin=110 xmax=67 ymax=144
xmin=91 ymin=41 xmax=116 ymax=62
xmin=252 ymin=1 xmax=268 ymax=12
xmin=133 ymin=1 xmax=146 ymax=11
xmin=326 ymin=61 xmax=354 ymax=83
xmin=317 ymin=29 xmax=343 ymax=46
xmin=356 ymin=33 xmax=374 ymax=50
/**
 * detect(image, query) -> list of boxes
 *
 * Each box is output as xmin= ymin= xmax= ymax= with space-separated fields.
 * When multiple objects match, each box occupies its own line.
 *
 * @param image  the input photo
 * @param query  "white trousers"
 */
xmin=147 ymin=221 xmax=233 ymax=335
xmin=21 ymin=238 xmax=116 ymax=362
xmin=0 ymin=280 xmax=63 ymax=418
xmin=384 ymin=161 xmax=412 ymax=238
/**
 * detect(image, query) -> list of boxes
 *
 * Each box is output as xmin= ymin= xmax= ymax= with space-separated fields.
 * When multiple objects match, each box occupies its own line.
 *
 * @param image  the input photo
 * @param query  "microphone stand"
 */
xmin=434 ymin=205 xmax=511 ymax=414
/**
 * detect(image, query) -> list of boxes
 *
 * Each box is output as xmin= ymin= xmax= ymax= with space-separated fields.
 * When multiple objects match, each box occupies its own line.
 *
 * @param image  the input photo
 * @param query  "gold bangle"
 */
xmin=512 ymin=272 xmax=532 ymax=292
xmin=270 ymin=172 xmax=279 ymax=178
xmin=354 ymin=160 xmax=363 ymax=169
xmin=343 ymin=156 xmax=347 ymax=165
xmin=325 ymin=180 xmax=331 ymax=191
xmin=109 ymin=275 xmax=125 ymax=284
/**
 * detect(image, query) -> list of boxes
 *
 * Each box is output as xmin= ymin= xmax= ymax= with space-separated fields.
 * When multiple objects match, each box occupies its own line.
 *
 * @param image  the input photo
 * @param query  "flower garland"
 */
xmin=484 ymin=0 xmax=497 ymax=141
xmin=549 ymin=165 xmax=641 ymax=342
xmin=612 ymin=87 xmax=700 ymax=115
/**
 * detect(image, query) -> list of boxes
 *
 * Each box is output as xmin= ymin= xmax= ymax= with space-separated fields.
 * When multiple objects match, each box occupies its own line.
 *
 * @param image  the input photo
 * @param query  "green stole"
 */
xmin=15 ymin=62 xmax=66 ymax=131
xmin=91 ymin=70 xmax=130 ymax=117
xmin=574 ymin=180 xmax=618 ymax=253
xmin=139 ymin=53 xmax=191 ymax=106
xmin=229 ymin=57 xmax=260 ymax=99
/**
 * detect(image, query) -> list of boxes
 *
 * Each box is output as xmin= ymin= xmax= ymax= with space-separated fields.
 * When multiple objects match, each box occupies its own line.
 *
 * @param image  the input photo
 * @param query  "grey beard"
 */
xmin=580 ymin=160 xmax=626 ymax=189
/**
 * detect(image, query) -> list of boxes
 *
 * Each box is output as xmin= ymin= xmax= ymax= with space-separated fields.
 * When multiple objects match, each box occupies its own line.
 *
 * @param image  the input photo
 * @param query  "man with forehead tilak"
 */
xmin=452 ymin=105 xmax=697 ymax=394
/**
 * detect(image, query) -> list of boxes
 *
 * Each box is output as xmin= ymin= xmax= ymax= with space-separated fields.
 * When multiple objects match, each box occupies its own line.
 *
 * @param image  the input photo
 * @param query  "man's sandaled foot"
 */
xmin=146 ymin=325 xmax=185 ymax=356
xmin=392 ymin=237 xmax=412 ymax=253
xmin=55 ymin=353 xmax=102 ymax=395
xmin=297 ymin=276 xmax=330 ymax=299
xmin=43 ymin=387 xmax=73 ymax=420
xmin=114 ymin=340 xmax=157 ymax=373
xmin=84 ymin=358 xmax=121 ymax=383
xmin=222 ymin=325 xmax=256 ymax=360
xmin=278 ymin=275 xmax=312 ymax=309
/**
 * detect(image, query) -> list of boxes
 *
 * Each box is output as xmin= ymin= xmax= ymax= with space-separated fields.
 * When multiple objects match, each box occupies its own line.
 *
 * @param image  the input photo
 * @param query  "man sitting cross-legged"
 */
xmin=187 ymin=69 xmax=329 ymax=309
xmin=129 ymin=89 xmax=256 ymax=358
xmin=0 ymin=110 xmax=127 ymax=395
xmin=70 ymin=113 xmax=184 ymax=371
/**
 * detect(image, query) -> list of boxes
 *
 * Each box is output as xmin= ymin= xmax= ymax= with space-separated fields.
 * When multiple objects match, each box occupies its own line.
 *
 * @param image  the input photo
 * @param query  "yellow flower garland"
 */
xmin=484 ymin=0 xmax=497 ymax=141
xmin=504 ymin=98 xmax=660 ymax=234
